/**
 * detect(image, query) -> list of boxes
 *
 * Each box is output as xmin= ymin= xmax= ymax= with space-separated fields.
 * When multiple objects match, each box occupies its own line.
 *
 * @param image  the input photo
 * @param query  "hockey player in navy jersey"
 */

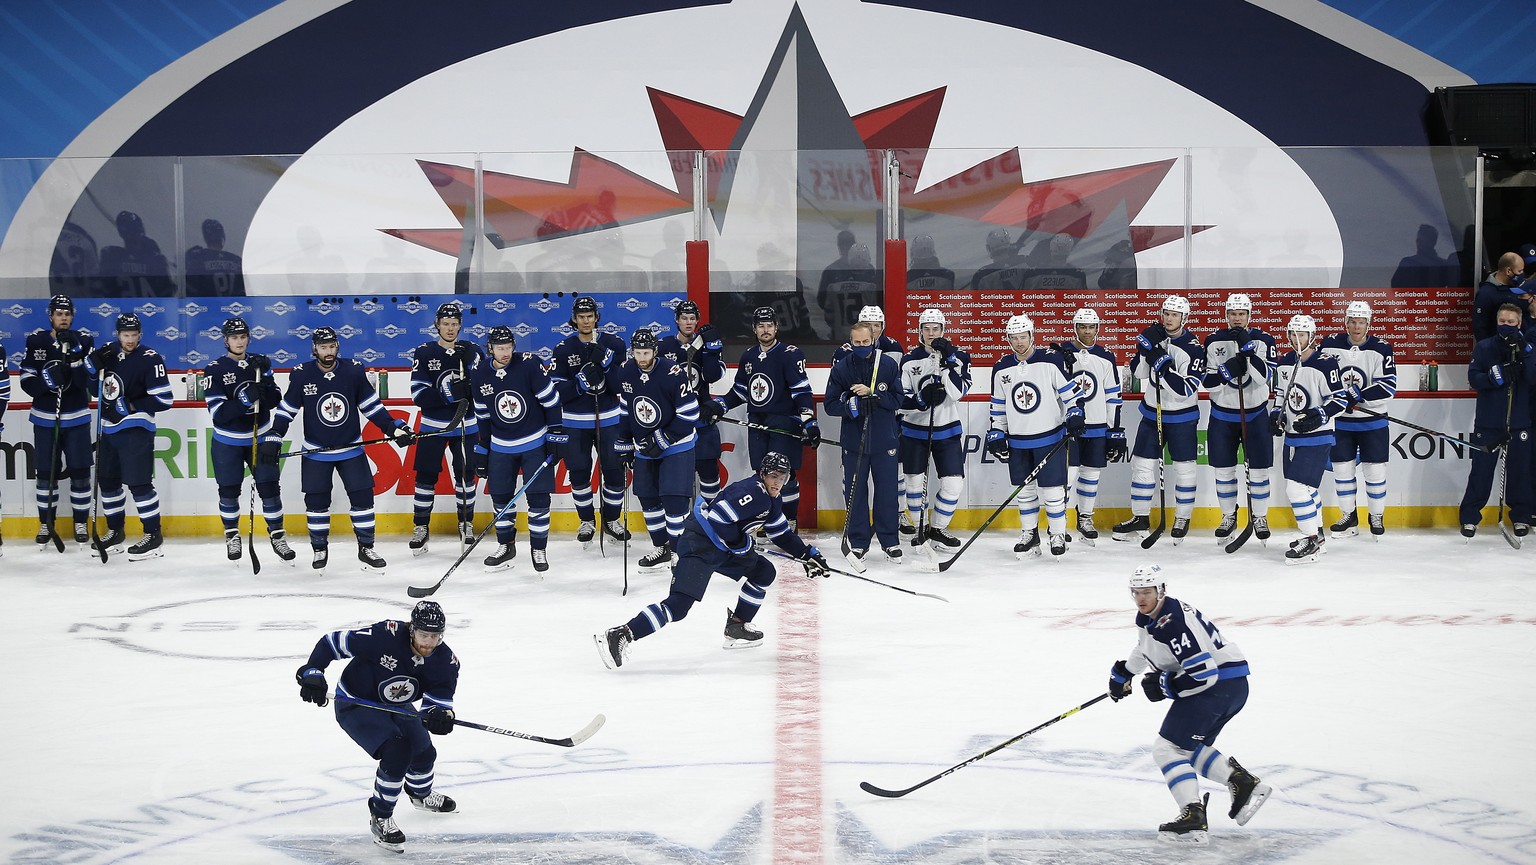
xmin=824 ymin=320 xmax=904 ymax=569
xmin=1114 ymin=296 xmax=1206 ymax=543
xmin=469 ymin=326 xmax=563 ymax=573
xmin=1459 ymin=303 xmax=1535 ymax=539
xmin=550 ymin=296 xmax=630 ymax=547
xmin=295 ymin=600 xmax=461 ymax=852
xmin=1053 ymin=308 xmax=1122 ymax=544
xmin=595 ymin=452 xmax=830 ymax=668
xmin=85 ymin=314 xmax=174 ymax=559
xmin=657 ymin=300 xmax=726 ymax=503
xmin=0 ymin=337 xmax=7 ymax=557
xmin=267 ymin=327 xmax=414 ymax=573
xmin=615 ymin=329 xmax=701 ymax=573
xmin=899 ymin=308 xmax=973 ymax=557
xmin=987 ymin=315 xmax=1084 ymax=560
xmin=1319 ymin=301 xmax=1397 ymax=539
xmin=204 ymin=317 xmax=292 ymax=563
xmin=1202 ymin=294 xmax=1277 ymax=544
xmin=408 ymin=303 xmax=484 ymax=556
xmin=703 ymin=306 xmax=818 ymax=535
xmin=1107 ymin=565 xmax=1270 ymax=844
xmin=1270 ymin=315 xmax=1350 ymax=564
xmin=19 ymin=295 xmax=94 ymax=548
xmin=183 ymin=218 xmax=245 ymax=296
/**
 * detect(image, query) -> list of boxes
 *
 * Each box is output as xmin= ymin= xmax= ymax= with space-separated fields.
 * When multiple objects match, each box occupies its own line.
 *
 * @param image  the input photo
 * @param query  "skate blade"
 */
xmin=411 ymin=545 xmax=429 ymax=558
xmin=1110 ymin=531 xmax=1147 ymax=543
xmin=1235 ymin=784 xmax=1272 ymax=826
xmin=1284 ymin=554 xmax=1321 ymax=566
xmin=372 ymin=837 xmax=404 ymax=854
xmin=722 ymin=637 xmax=765 ymax=650
xmin=1157 ymin=830 xmax=1208 ymax=845
xmin=594 ymin=634 xmax=621 ymax=670
xmin=1330 ymin=528 xmax=1359 ymax=539
xmin=580 ymin=539 xmax=595 ymax=551
xmin=1077 ymin=536 xmax=1096 ymax=548
xmin=482 ymin=562 xmax=514 ymax=573
xmin=1014 ymin=548 xmax=1042 ymax=561
xmin=359 ymin=565 xmax=387 ymax=575
xmin=128 ymin=550 xmax=165 ymax=562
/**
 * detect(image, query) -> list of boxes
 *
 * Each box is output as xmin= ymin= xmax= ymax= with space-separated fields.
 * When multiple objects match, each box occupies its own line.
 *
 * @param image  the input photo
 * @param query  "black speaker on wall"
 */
xmin=1430 ymin=84 xmax=1536 ymax=160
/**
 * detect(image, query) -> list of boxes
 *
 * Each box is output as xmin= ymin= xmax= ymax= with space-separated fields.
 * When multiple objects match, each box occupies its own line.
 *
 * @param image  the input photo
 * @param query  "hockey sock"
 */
xmin=630 ymin=591 xmax=694 ymax=637
xmin=1332 ymin=458 xmax=1358 ymax=514
xmin=34 ymin=482 xmax=56 ymax=521
xmin=1250 ymin=468 xmax=1272 ymax=517
xmin=403 ymin=766 xmax=436 ymax=800
xmin=601 ymin=484 xmax=625 ymax=524
xmin=904 ymin=473 xmax=926 ymax=526
xmin=733 ymin=579 xmax=768 ymax=621
xmin=933 ymin=475 xmax=963 ymax=529
xmin=455 ymin=476 xmax=476 ymax=522
xmin=1191 ymin=744 xmax=1234 ymax=784
xmin=218 ymin=495 xmax=241 ymax=532
xmin=70 ymin=478 xmax=92 ymax=522
xmin=1213 ymin=465 xmax=1238 ymax=515
xmin=1017 ymin=486 xmax=1040 ymax=531
xmin=1288 ymin=479 xmax=1322 ymax=536
xmin=1043 ymin=486 xmax=1067 ymax=535
xmin=528 ymin=492 xmax=551 ymax=545
xmin=1075 ymin=467 xmax=1100 ymax=516
xmin=262 ymin=496 xmax=284 ymax=533
xmin=1129 ymin=456 xmax=1157 ymax=516
xmin=492 ymin=496 xmax=514 ymax=543
xmin=697 ymin=461 xmax=721 ymax=503
xmin=348 ymin=486 xmax=376 ymax=547
xmin=571 ymin=483 xmax=594 ymax=522
xmin=641 ymin=501 xmax=666 ymax=547
xmin=1363 ymin=461 xmax=1387 ymax=516
xmin=101 ymin=484 xmax=127 ymax=532
xmin=781 ymin=475 xmax=800 ymax=513
xmin=663 ymin=494 xmax=689 ymax=542
xmin=412 ymin=483 xmax=435 ymax=523
xmin=1154 ymin=737 xmax=1201 ymax=807
xmin=1173 ymin=461 xmax=1197 ymax=520
xmin=129 ymin=483 xmax=161 ymax=535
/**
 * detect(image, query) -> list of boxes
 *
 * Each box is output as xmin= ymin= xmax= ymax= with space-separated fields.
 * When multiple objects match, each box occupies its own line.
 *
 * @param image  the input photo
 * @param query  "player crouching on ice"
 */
xmin=595 ymin=451 xmax=830 ymax=668
xmin=295 ymin=601 xmax=460 ymax=853
xmin=1108 ymin=566 xmax=1271 ymax=844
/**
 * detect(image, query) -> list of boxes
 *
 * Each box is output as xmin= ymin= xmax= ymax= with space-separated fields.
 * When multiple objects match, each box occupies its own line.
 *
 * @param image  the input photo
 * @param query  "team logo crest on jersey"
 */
xmin=1009 ymin=381 xmax=1043 ymax=414
xmin=748 ymin=373 xmax=775 ymax=405
xmin=1155 ymin=613 xmax=1173 ymax=629
xmin=1073 ymin=371 xmax=1098 ymax=401
xmin=380 ymin=675 xmax=418 ymax=703
xmin=1286 ymin=383 xmax=1309 ymax=413
xmin=496 ymin=390 xmax=527 ymax=422
xmin=319 ymin=393 xmax=349 ymax=426
xmin=101 ymin=372 xmax=124 ymax=403
xmin=632 ymin=396 xmax=661 ymax=428
xmin=1339 ymin=366 xmax=1366 ymax=391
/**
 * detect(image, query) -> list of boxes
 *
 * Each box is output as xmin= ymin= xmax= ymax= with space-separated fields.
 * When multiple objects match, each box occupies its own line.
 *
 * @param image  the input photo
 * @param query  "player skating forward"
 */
xmin=408 ymin=303 xmax=484 ymax=556
xmin=595 ymin=452 xmax=830 ymax=668
xmin=986 ymin=315 xmax=1083 ymax=560
xmin=550 ymin=296 xmax=630 ymax=547
xmin=658 ymin=300 xmax=726 ymax=503
xmin=1270 ymin=315 xmax=1350 ymax=565
xmin=1054 ymin=308 xmax=1123 ymax=544
xmin=1318 ymin=301 xmax=1397 ymax=539
xmin=267 ymin=327 xmax=414 ymax=573
xmin=468 ymin=327 xmax=563 ymax=573
xmin=1114 ymin=296 xmax=1205 ymax=543
xmin=19 ymin=295 xmax=94 ymax=547
xmin=1202 ymin=294 xmax=1276 ymax=543
xmin=899 ymin=309 xmax=973 ymax=556
xmin=85 ymin=314 xmax=174 ymax=559
xmin=295 ymin=601 xmax=460 ymax=852
xmin=1107 ymin=565 xmax=1271 ymax=844
xmin=204 ymin=318 xmax=293 ymax=563
xmin=615 ymin=328 xmax=701 ymax=573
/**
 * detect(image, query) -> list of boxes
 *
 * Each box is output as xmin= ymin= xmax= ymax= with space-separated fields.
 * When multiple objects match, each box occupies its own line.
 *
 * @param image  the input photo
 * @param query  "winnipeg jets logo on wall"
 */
xmin=318 ymin=393 xmax=348 ymax=426
xmin=748 ymin=373 xmax=775 ymax=405
xmin=496 ymin=390 xmax=526 ymax=422
xmin=1010 ymin=381 xmax=1042 ymax=414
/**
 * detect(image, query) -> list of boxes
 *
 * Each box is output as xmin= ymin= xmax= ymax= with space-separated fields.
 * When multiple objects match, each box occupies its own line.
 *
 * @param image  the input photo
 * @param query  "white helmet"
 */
xmin=911 ymin=234 xmax=936 ymax=255
xmin=1072 ymin=308 xmax=1101 ymax=326
xmin=1345 ymin=300 xmax=1372 ymax=321
xmin=857 ymin=305 xmax=886 ymax=324
xmin=918 ymin=308 xmax=946 ymax=329
xmin=1286 ymin=314 xmax=1317 ymax=345
xmin=1129 ymin=564 xmax=1166 ymax=592
xmin=1225 ymin=293 xmax=1252 ymax=313
xmin=1005 ymin=314 xmax=1035 ymax=336
xmin=1161 ymin=295 xmax=1191 ymax=317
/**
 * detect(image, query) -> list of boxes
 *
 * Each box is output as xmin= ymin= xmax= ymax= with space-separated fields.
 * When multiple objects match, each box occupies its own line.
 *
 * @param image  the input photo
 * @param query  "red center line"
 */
xmin=774 ymin=568 xmax=822 ymax=865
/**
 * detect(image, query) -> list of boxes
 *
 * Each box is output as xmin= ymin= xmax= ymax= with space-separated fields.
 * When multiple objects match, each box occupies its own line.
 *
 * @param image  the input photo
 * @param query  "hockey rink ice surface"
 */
xmin=6 ymin=524 xmax=1534 ymax=865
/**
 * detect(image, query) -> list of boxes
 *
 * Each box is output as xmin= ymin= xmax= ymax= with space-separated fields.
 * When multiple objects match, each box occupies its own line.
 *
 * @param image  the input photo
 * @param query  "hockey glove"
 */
xmin=697 ymin=323 xmax=724 ymax=351
xmin=1108 ymin=660 xmax=1136 ymax=701
xmin=575 ymin=362 xmax=606 ymax=395
xmin=1064 ymin=406 xmax=1086 ymax=438
xmin=258 ymin=440 xmax=282 ymax=465
xmin=1227 ymin=326 xmax=1249 ymax=345
xmin=40 ymin=360 xmax=68 ymax=392
xmin=545 ymin=425 xmax=569 ymax=446
xmin=802 ymin=418 xmax=822 ymax=448
xmin=471 ymin=447 xmax=489 ymax=477
xmin=1146 ymin=349 xmax=1172 ymax=379
xmin=919 ymin=379 xmax=948 ymax=408
xmin=1269 ymin=409 xmax=1286 ymax=437
xmin=1105 ymin=427 xmax=1128 ymax=463
xmin=1239 ymin=339 xmax=1264 ymax=358
xmin=249 ymin=353 xmax=271 ymax=374
xmin=929 ymin=337 xmax=956 ymax=361
xmin=438 ymin=371 xmax=468 ymax=403
xmin=1218 ymin=356 xmax=1247 ymax=385
xmin=389 ymin=423 xmax=415 ymax=447
xmin=234 ymin=380 xmax=262 ymax=412
xmin=697 ymin=396 xmax=726 ymax=423
xmin=1293 ymin=407 xmax=1326 ymax=434
xmin=802 ymin=546 xmax=831 ymax=578
xmin=639 ymin=430 xmax=669 ymax=458
xmin=1141 ymin=671 xmax=1169 ymax=702
xmin=1343 ymin=384 xmax=1363 ymax=410
xmin=1139 ymin=322 xmax=1168 ymax=347
xmin=111 ymin=395 xmax=131 ymax=417
xmin=422 ymin=706 xmax=456 ymax=735
xmin=1500 ymin=360 xmax=1522 ymax=386
xmin=89 ymin=344 xmax=117 ymax=370
xmin=846 ymin=394 xmax=861 ymax=419
xmin=985 ymin=429 xmax=1010 ymax=460
xmin=614 ymin=438 xmax=636 ymax=469
xmin=295 ymin=666 xmax=328 ymax=706
xmin=55 ymin=329 xmax=85 ymax=359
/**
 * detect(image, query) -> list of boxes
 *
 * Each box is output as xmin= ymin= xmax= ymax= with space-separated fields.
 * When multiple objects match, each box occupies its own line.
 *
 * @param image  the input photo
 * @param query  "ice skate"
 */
xmin=409 ymin=791 xmax=457 ymax=813
xmin=127 ymin=532 xmax=164 ymax=561
xmin=1370 ymin=513 xmax=1386 ymax=538
xmin=1158 ymin=795 xmax=1209 ymax=845
xmin=1214 ymin=511 xmax=1238 ymax=540
xmin=577 ymin=520 xmax=596 ymax=549
xmin=1014 ymin=528 xmax=1041 ymax=559
xmin=358 ymin=546 xmax=387 ymax=573
xmin=1048 ymin=532 xmax=1068 ymax=559
xmin=595 ymin=625 xmax=631 ymax=669
xmin=1170 ymin=517 xmax=1190 ymax=544
xmin=881 ymin=545 xmax=904 ymax=563
xmin=224 ymin=529 xmax=242 ymax=561
xmin=531 ymin=548 xmax=549 ymax=573
xmin=74 ymin=522 xmax=90 ymax=545
xmin=408 ymin=525 xmax=429 ymax=557
xmin=34 ymin=525 xmax=51 ymax=549
xmin=1112 ymin=514 xmax=1149 ymax=541
xmin=925 ymin=525 xmax=961 ymax=549
xmin=844 ymin=547 xmax=867 ymax=574
xmin=1226 ymin=758 xmax=1271 ymax=826
xmin=1254 ymin=516 xmax=1270 ymax=542
xmin=1330 ymin=511 xmax=1359 ymax=538
xmin=269 ymin=530 xmax=297 ymax=562
xmin=637 ymin=543 xmax=675 ymax=574
xmin=483 ymin=543 xmax=515 ymax=572
xmin=458 ymin=520 xmax=474 ymax=550
xmin=95 ymin=528 xmax=127 ymax=555
xmin=1461 ymin=523 xmax=1477 ymax=541
xmin=899 ymin=512 xmax=917 ymax=535
xmin=602 ymin=520 xmax=631 ymax=544
xmin=369 ymin=814 xmax=405 ymax=852
xmin=723 ymin=612 xmax=764 ymax=649
xmin=1284 ymin=532 xmax=1326 ymax=565
xmin=1076 ymin=513 xmax=1098 ymax=546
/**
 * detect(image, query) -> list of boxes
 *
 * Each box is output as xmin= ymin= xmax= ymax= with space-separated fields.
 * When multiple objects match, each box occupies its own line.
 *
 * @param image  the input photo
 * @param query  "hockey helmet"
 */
xmin=487 ymin=325 xmax=516 ymax=347
xmin=569 ymin=295 xmax=601 ymax=328
xmin=47 ymin=294 xmax=74 ymax=314
xmin=410 ymin=600 xmax=447 ymax=634
xmin=752 ymin=306 xmax=778 ymax=325
xmin=674 ymin=300 xmax=700 ymax=320
xmin=630 ymin=328 xmax=658 ymax=351
xmin=1225 ymin=293 xmax=1253 ymax=313
xmin=202 ymin=218 xmax=225 ymax=246
xmin=918 ymin=308 xmax=946 ymax=329
xmin=910 ymin=234 xmax=936 ymax=256
xmin=115 ymin=313 xmax=142 ymax=332
xmin=857 ymin=305 xmax=886 ymax=324
xmin=848 ymin=243 xmax=872 ymax=268
xmin=1072 ymin=308 xmax=1101 ymax=327
xmin=1005 ymin=314 xmax=1035 ymax=336
xmin=1345 ymin=300 xmax=1372 ymax=321
xmin=1128 ymin=564 xmax=1166 ymax=594
xmin=435 ymin=302 xmax=463 ymax=322
xmin=759 ymin=451 xmax=792 ymax=478
xmin=984 ymin=227 xmax=1012 ymax=253
xmin=311 ymin=326 xmax=339 ymax=344
xmin=115 ymin=210 xmax=144 ymax=238
xmin=1286 ymin=314 xmax=1317 ymax=349
xmin=1161 ymin=295 xmax=1191 ymax=318
xmin=221 ymin=317 xmax=250 ymax=337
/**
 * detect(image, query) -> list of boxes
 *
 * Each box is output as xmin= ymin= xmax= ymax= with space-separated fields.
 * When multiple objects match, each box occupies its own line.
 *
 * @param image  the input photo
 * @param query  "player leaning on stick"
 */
xmin=1107 ymin=565 xmax=1271 ymax=845
xmin=19 ymin=294 xmax=94 ymax=547
xmin=205 ymin=317 xmax=292 ymax=563
xmin=294 ymin=600 xmax=460 ymax=853
xmin=1201 ymin=294 xmax=1276 ymax=543
xmin=407 ymin=303 xmax=484 ymax=556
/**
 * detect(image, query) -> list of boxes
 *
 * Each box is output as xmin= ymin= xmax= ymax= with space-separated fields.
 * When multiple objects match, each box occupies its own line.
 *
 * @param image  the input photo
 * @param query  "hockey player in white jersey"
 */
xmin=987 ymin=314 xmax=1084 ymax=559
xmin=1318 ymin=301 xmax=1397 ymax=539
xmin=1114 ymin=296 xmax=1205 ymax=543
xmin=1270 ymin=315 xmax=1350 ymax=564
xmin=1202 ymin=294 xmax=1277 ymax=543
xmin=1053 ymin=308 xmax=1122 ymax=544
xmin=1108 ymin=565 xmax=1271 ymax=844
xmin=899 ymin=309 xmax=972 ymax=558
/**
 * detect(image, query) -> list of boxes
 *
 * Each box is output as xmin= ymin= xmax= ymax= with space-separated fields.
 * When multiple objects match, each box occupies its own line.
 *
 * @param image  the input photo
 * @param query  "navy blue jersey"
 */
xmin=830 ymin=333 xmax=904 ymax=365
xmin=272 ymin=358 xmax=398 ymax=461
xmin=658 ymin=331 xmax=726 ymax=398
xmin=470 ymin=352 xmax=562 ymax=454
xmin=616 ymin=359 xmax=700 ymax=456
xmin=410 ymin=340 xmax=485 ymax=435
xmin=722 ymin=341 xmax=814 ymax=419
xmin=306 ymin=618 xmax=459 ymax=711
xmin=19 ymin=328 xmax=95 ymax=428
xmin=0 ymin=339 xmax=9 ymax=421
xmin=1126 ymin=596 xmax=1249 ymax=700
xmin=204 ymin=353 xmax=283 ymax=446
xmin=1469 ymin=332 xmax=1536 ymax=428
xmin=184 ymin=246 xmax=245 ymax=296
xmin=550 ymin=333 xmax=627 ymax=429
xmin=86 ymin=343 xmax=174 ymax=435
xmin=690 ymin=475 xmax=811 ymax=557
xmin=823 ymin=348 xmax=903 ymax=448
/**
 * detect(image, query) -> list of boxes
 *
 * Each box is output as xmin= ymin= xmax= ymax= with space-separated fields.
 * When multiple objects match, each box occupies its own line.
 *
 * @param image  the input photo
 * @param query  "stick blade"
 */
xmin=1140 ymin=526 xmax=1165 ymax=550
xmin=565 ymin=713 xmax=607 ymax=747
xmin=1223 ymin=520 xmax=1254 ymax=554
xmin=1500 ymin=523 xmax=1523 ymax=550
xmin=859 ymin=781 xmax=911 ymax=798
xmin=406 ymin=582 xmax=441 ymax=599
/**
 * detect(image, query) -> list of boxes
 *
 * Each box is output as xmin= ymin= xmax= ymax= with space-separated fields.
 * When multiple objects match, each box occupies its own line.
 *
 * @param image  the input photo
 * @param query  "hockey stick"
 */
xmin=1224 ymin=367 xmax=1257 ymax=554
xmin=332 ymin=694 xmax=606 ymax=747
xmin=620 ymin=465 xmax=632 ymax=595
xmin=765 ymin=549 xmax=948 ymax=602
xmin=938 ymin=437 xmax=1069 ymax=572
xmin=859 ymin=691 xmax=1110 ymax=798
xmin=407 ymin=456 xmax=553 ymax=598
xmin=839 ymin=351 xmax=883 ymax=568
xmin=89 ymin=373 xmax=107 ymax=563
xmin=593 ymin=389 xmax=607 ymax=559
xmin=1347 ymin=406 xmax=1493 ymax=454
xmin=278 ymin=399 xmax=466 ymax=458
xmin=248 ymin=387 xmax=262 ymax=575
xmin=1140 ymin=378 xmax=1167 ymax=549
xmin=1497 ymin=375 xmax=1520 ymax=549
xmin=716 ymin=415 xmax=848 ymax=449
xmin=40 ymin=389 xmax=66 ymax=553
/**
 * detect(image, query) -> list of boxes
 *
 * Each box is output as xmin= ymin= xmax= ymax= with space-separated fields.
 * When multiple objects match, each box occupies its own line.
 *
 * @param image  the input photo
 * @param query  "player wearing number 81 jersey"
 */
xmin=1271 ymin=315 xmax=1350 ymax=565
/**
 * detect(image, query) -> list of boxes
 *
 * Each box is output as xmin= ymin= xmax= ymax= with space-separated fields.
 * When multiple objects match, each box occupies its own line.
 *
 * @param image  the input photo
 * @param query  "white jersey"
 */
xmin=1203 ymin=327 xmax=1276 ymax=412
xmin=1061 ymin=342 xmax=1121 ymax=430
xmin=1126 ymin=596 xmax=1249 ymax=700
xmin=1273 ymin=350 xmax=1348 ymax=444
xmin=1133 ymin=329 xmax=1204 ymax=416
xmin=899 ymin=344 xmax=971 ymax=439
xmin=1318 ymin=333 xmax=1396 ymax=420
xmin=989 ymin=349 xmax=1082 ymax=446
